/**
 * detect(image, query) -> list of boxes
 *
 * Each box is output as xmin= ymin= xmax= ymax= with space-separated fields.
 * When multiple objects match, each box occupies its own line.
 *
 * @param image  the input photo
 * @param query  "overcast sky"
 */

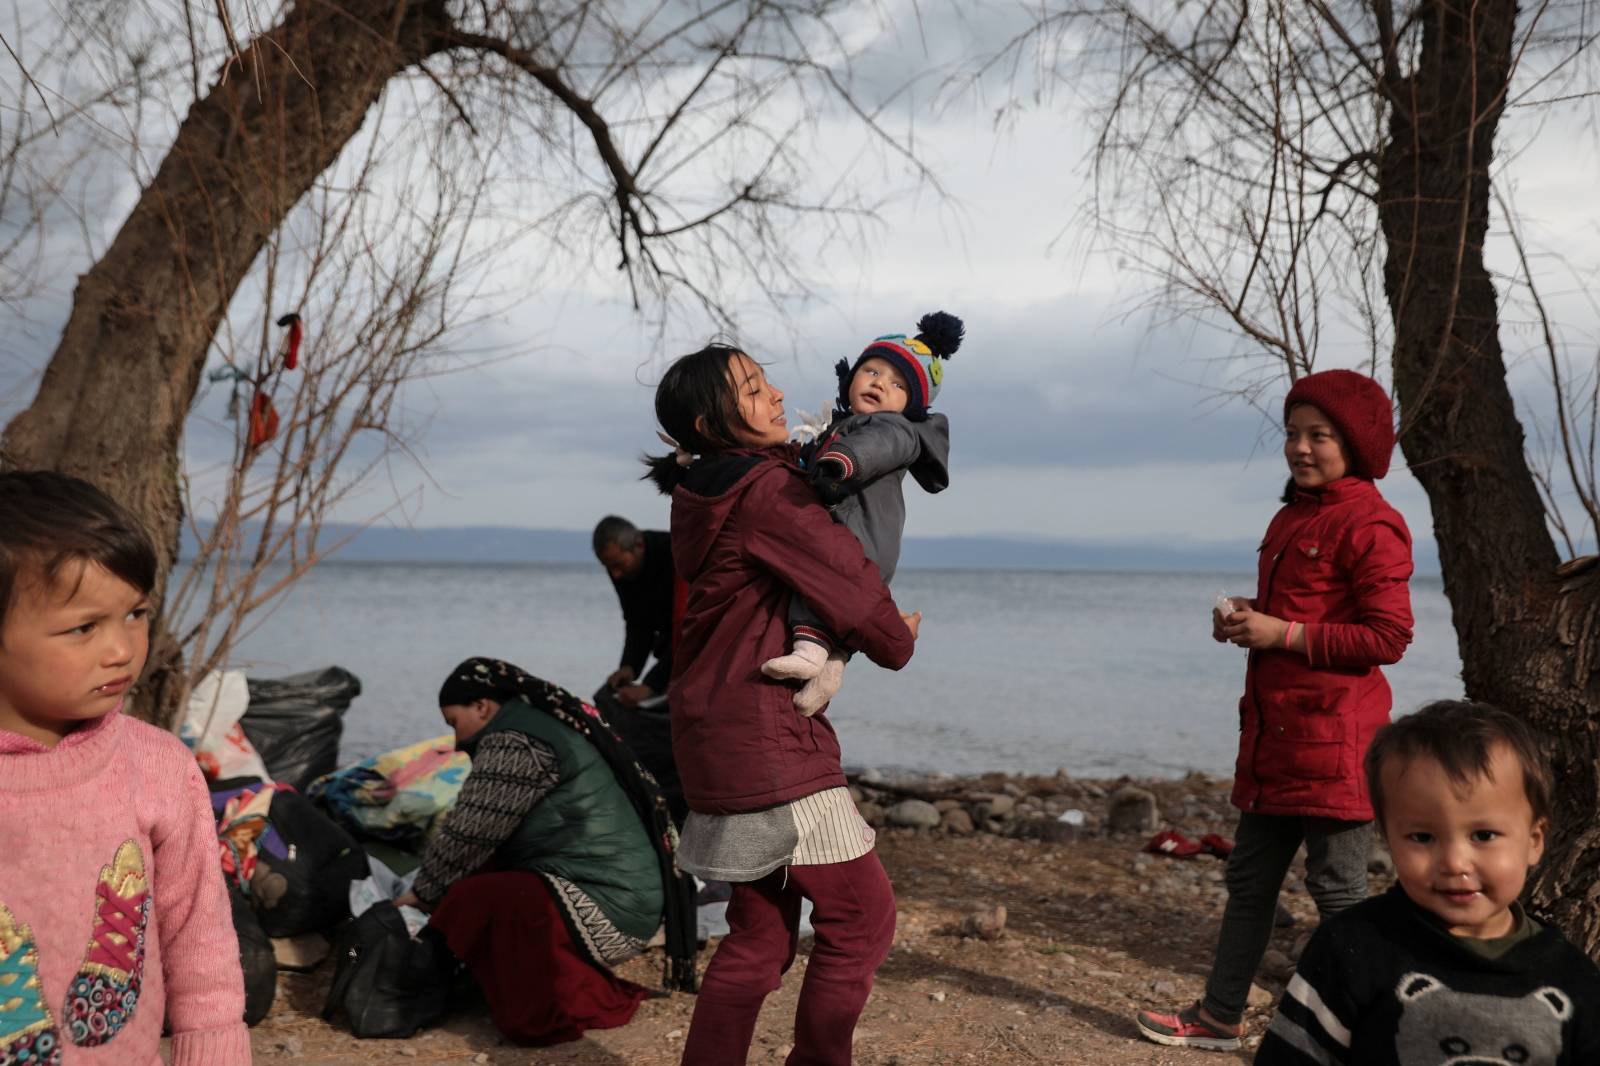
xmin=5 ymin=1 xmax=1599 ymax=566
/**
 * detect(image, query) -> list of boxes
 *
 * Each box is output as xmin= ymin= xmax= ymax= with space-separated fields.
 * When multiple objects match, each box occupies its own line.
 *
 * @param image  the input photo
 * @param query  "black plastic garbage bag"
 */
xmin=241 ymin=666 xmax=361 ymax=790
xmin=230 ymin=885 xmax=276 ymax=1026
xmin=322 ymin=902 xmax=455 ymax=1039
xmin=591 ymin=686 xmax=686 ymax=826
xmin=249 ymin=789 xmax=369 ymax=939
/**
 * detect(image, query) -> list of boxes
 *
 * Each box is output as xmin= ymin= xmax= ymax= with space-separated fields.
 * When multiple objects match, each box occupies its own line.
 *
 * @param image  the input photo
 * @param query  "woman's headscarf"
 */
xmin=439 ymin=657 xmax=698 ymax=992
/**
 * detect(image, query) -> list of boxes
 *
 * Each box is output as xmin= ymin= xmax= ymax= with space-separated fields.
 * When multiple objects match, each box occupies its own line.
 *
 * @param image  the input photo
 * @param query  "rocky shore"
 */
xmin=246 ymin=769 xmax=1391 ymax=1065
xmin=848 ymin=767 xmax=1224 ymax=841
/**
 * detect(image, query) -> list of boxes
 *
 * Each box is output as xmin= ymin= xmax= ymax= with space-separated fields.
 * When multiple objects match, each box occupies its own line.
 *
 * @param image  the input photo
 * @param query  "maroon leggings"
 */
xmin=681 ymin=851 xmax=897 ymax=1066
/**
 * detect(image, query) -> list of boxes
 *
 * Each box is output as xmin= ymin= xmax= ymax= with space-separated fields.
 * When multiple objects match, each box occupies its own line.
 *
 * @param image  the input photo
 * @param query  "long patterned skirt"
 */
xmin=429 ymin=872 xmax=649 ymax=1045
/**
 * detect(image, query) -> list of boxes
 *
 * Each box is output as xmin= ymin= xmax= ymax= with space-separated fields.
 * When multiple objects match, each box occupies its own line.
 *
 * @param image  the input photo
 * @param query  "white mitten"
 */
xmin=761 ymin=638 xmax=829 ymax=681
xmin=793 ymin=650 xmax=847 ymax=716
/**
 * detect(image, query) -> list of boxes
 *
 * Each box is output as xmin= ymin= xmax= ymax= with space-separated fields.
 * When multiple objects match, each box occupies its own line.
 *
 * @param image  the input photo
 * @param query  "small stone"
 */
xmin=274 ymin=1036 xmax=304 ymax=1058
xmin=1275 ymin=901 xmax=1297 ymax=927
xmin=887 ymin=799 xmax=942 ymax=829
xmin=1261 ymin=948 xmax=1295 ymax=979
xmin=1002 ymin=782 xmax=1023 ymax=797
xmin=1151 ymin=980 xmax=1177 ymax=998
xmin=666 ymin=1028 xmax=684 ymax=1040
xmin=1107 ymin=786 xmax=1160 ymax=833
xmin=929 ymin=990 xmax=947 ymax=1003
xmin=1368 ymin=842 xmax=1395 ymax=876
xmin=961 ymin=904 xmax=1007 ymax=940
xmin=986 ymin=794 xmax=1017 ymax=817
xmin=1029 ymin=818 xmax=1078 ymax=844
xmin=1248 ymin=982 xmax=1276 ymax=1008
xmin=940 ymin=808 xmax=975 ymax=835
xmin=934 ymin=798 xmax=964 ymax=813
xmin=398 ymin=1050 xmax=418 ymax=1058
xmin=857 ymin=801 xmax=887 ymax=827
xmin=472 ymin=1055 xmax=489 ymax=1065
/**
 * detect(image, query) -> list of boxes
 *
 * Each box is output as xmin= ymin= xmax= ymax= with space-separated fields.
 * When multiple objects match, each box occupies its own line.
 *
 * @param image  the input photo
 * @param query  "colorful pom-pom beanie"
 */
xmin=834 ymin=310 xmax=964 ymax=421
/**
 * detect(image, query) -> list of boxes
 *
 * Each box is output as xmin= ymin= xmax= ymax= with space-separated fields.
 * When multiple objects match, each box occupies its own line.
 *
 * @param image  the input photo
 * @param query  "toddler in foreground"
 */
xmin=1257 ymin=701 xmax=1600 ymax=1064
xmin=0 ymin=471 xmax=248 ymax=1066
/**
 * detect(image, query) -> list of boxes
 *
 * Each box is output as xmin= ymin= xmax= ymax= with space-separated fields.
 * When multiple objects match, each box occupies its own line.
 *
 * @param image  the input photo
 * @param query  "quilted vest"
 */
xmin=460 ymin=699 xmax=662 ymax=941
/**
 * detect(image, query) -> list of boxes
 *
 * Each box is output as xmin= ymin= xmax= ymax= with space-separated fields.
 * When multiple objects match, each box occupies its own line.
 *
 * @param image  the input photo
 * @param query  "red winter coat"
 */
xmin=668 ymin=448 xmax=915 ymax=814
xmin=1231 ymin=477 xmax=1414 ymax=820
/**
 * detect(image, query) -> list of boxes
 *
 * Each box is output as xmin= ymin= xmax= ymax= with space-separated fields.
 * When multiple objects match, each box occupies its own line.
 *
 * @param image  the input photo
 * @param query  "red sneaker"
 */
xmin=1200 ymin=833 xmax=1235 ymax=858
xmin=1142 ymin=830 xmax=1202 ymax=858
xmin=1135 ymin=1003 xmax=1242 ymax=1051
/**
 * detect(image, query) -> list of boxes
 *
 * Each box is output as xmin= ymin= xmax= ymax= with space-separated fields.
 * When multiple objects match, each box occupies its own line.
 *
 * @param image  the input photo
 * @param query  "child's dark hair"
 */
xmin=1364 ymin=700 xmax=1553 ymax=828
xmin=0 ymin=471 xmax=157 ymax=632
xmin=643 ymin=343 xmax=756 ymax=493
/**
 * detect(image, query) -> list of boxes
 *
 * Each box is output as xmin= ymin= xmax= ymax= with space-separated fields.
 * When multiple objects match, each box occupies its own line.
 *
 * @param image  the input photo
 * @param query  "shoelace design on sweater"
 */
xmin=63 ymin=840 xmax=150 ymax=1048
xmin=0 ymin=903 xmax=62 ymax=1066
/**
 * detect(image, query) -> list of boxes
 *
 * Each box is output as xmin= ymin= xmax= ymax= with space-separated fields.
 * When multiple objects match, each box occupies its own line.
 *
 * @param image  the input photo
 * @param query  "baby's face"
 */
xmin=848 ymin=357 xmax=909 ymax=414
xmin=1380 ymin=744 xmax=1546 ymax=939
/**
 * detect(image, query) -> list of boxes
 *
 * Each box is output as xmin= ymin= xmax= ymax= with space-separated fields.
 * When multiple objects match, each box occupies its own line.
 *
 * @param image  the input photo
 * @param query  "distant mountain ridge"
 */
xmin=182 ymin=523 xmax=1441 ymax=574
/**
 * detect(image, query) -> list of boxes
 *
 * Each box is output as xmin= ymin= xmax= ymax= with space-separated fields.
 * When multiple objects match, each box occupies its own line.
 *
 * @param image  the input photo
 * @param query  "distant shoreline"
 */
xmin=180 ymin=522 xmax=1444 ymax=575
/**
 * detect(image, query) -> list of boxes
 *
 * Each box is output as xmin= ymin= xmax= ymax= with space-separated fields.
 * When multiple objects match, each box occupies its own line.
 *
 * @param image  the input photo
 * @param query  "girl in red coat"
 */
xmin=646 ymin=343 xmax=919 ymax=1066
xmin=1136 ymin=369 xmax=1415 ymax=1052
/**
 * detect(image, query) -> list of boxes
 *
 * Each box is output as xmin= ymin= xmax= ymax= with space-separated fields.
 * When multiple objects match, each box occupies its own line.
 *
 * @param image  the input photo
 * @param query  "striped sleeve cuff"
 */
xmin=793 ymin=625 xmax=834 ymax=650
xmin=1264 ymin=972 xmax=1350 ymax=1065
xmin=816 ymin=447 xmax=854 ymax=481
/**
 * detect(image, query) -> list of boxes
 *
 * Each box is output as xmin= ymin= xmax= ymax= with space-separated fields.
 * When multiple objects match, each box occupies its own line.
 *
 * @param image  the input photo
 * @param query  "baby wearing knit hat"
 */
xmin=760 ymin=312 xmax=963 ymax=714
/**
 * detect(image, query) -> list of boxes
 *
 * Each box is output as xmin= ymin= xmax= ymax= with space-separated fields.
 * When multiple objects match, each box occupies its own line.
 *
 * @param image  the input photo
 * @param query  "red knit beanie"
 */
xmin=1283 ymin=369 xmax=1396 ymax=479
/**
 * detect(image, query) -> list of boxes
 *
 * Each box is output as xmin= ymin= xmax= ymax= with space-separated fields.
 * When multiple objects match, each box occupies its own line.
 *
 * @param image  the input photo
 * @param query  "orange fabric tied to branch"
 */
xmin=248 ymin=390 xmax=280 ymax=448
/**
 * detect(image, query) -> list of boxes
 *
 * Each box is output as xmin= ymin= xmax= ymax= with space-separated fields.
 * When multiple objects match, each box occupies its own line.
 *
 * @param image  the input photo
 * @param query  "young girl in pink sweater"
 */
xmin=0 ymin=472 xmax=248 ymax=1066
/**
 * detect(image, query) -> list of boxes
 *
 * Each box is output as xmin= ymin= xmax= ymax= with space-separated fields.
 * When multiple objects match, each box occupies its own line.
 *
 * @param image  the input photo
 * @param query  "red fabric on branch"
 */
xmin=247 ymin=391 xmax=279 ymax=448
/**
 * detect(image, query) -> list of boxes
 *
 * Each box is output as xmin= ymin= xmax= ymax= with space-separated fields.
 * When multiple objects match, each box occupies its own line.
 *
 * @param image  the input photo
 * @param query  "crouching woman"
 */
xmin=396 ymin=657 xmax=695 ymax=1045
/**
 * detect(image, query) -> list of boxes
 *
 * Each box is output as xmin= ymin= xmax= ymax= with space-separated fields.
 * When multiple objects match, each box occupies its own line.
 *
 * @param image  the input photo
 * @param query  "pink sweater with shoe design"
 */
xmin=0 ymin=710 xmax=249 ymax=1065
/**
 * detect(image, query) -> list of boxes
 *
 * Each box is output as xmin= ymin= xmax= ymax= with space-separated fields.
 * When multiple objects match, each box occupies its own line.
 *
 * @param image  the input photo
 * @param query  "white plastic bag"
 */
xmin=179 ymin=670 xmax=271 ymax=782
xmin=349 ymin=854 xmax=429 ymax=936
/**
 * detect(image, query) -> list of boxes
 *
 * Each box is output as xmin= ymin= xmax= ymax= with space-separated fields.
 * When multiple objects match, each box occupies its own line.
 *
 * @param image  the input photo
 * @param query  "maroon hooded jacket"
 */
xmin=1232 ymin=476 xmax=1414 ymax=820
xmin=668 ymin=448 xmax=915 ymax=814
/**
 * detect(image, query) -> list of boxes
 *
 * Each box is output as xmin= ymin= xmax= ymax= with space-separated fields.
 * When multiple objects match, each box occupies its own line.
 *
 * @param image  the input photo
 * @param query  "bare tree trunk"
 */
xmin=0 ymin=0 xmax=452 ymax=721
xmin=1379 ymin=0 xmax=1600 ymax=953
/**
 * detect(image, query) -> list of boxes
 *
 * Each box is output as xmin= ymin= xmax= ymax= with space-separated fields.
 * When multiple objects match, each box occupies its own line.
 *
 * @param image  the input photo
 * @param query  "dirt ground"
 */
xmin=246 ymin=773 xmax=1375 ymax=1065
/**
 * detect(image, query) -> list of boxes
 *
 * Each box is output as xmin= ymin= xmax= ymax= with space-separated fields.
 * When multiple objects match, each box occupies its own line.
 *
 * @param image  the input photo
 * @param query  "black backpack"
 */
xmin=250 ymin=788 xmax=369 ymax=937
xmin=321 ymin=902 xmax=456 ymax=1038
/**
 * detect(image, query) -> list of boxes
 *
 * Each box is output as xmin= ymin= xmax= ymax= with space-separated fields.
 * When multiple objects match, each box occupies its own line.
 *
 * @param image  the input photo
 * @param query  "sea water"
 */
xmin=215 ymin=563 xmax=1462 ymax=778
